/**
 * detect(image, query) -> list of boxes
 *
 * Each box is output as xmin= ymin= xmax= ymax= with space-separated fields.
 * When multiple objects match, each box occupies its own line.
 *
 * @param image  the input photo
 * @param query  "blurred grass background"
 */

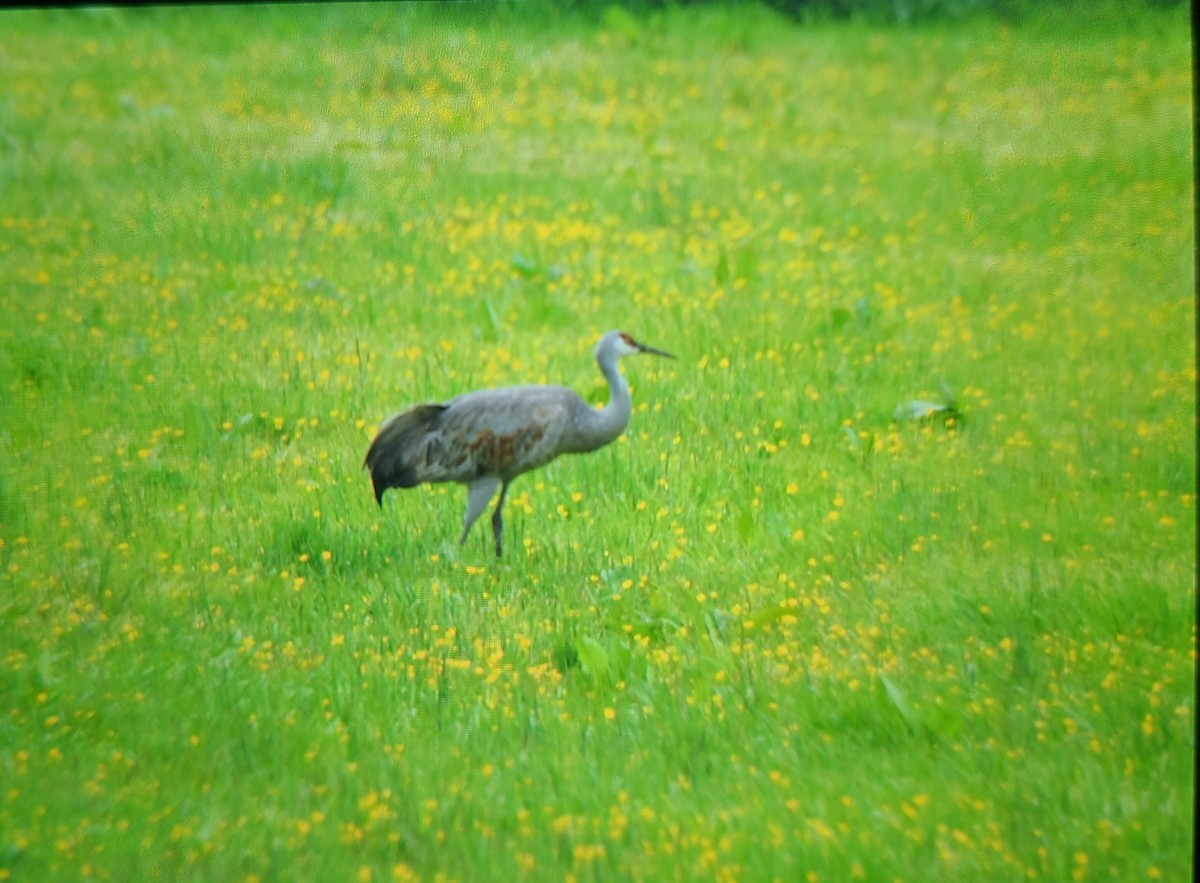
xmin=0 ymin=2 xmax=1194 ymax=882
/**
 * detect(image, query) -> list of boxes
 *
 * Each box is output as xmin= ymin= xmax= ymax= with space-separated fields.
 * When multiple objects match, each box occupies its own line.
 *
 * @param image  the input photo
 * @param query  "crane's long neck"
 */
xmin=575 ymin=351 xmax=631 ymax=453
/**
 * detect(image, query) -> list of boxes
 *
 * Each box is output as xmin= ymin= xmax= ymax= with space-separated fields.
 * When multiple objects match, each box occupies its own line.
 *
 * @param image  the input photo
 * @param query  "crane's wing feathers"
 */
xmin=363 ymin=403 xmax=448 ymax=504
xmin=364 ymin=387 xmax=579 ymax=504
xmin=432 ymin=387 xmax=573 ymax=479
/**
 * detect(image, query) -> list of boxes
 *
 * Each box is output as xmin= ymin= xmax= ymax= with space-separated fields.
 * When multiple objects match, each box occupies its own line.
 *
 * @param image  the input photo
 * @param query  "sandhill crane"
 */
xmin=364 ymin=330 xmax=675 ymax=557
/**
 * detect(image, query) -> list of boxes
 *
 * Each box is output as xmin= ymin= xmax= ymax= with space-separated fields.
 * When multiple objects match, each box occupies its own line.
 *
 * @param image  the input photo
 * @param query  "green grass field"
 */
xmin=1 ymin=3 xmax=1194 ymax=881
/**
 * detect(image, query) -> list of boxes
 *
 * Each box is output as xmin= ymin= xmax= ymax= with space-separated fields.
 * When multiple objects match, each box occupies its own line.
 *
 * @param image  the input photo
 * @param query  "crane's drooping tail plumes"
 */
xmin=363 ymin=403 xmax=447 ymax=505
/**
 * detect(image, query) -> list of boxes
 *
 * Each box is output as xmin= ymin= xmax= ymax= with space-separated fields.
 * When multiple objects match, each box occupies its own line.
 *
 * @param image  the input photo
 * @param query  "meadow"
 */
xmin=0 ymin=3 xmax=1194 ymax=881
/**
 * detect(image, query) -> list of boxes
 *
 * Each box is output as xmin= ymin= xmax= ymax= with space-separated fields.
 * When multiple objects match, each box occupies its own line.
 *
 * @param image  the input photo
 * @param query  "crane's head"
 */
xmin=597 ymin=330 xmax=676 ymax=362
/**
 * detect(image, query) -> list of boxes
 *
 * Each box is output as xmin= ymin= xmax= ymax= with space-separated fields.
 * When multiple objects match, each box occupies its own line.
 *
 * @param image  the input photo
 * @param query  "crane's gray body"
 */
xmin=364 ymin=330 xmax=673 ymax=556
xmin=366 ymin=384 xmax=619 ymax=490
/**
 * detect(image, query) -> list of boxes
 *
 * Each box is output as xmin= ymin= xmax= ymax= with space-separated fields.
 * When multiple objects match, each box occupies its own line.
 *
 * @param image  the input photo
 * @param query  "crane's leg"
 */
xmin=490 ymin=482 xmax=510 ymax=558
xmin=460 ymin=477 xmax=500 ymax=546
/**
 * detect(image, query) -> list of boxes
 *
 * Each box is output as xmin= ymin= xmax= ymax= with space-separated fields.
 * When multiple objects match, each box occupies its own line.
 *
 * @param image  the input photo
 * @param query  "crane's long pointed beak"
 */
xmin=638 ymin=343 xmax=676 ymax=359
